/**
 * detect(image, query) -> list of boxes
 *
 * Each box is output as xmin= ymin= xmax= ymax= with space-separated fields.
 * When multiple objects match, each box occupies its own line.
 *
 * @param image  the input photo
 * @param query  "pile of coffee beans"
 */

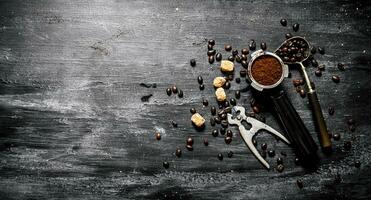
xmin=276 ymin=38 xmax=309 ymax=63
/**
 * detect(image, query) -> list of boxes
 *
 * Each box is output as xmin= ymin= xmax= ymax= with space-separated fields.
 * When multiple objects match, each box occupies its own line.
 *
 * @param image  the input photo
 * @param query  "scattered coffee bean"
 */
xmin=197 ymin=75 xmax=203 ymax=84
xmin=261 ymin=143 xmax=267 ymax=150
xmin=156 ymin=132 xmax=161 ymax=140
xmin=285 ymin=33 xmax=293 ymax=39
xmin=311 ymin=59 xmax=319 ymax=67
xmin=221 ymin=120 xmax=228 ymax=128
xmin=344 ymin=141 xmax=352 ymax=150
xmin=277 ymin=157 xmax=283 ymax=165
xmin=293 ymin=23 xmax=300 ymax=32
xmin=186 ymin=145 xmax=193 ymax=151
xmin=175 ymin=148 xmax=182 ymax=157
xmin=187 ymin=137 xmax=194 ymax=146
xmin=214 ymin=116 xmax=221 ymax=124
xmin=242 ymin=48 xmax=249 ymax=55
xmin=299 ymin=89 xmax=306 ymax=98
xmin=220 ymin=113 xmax=227 ymax=120
xmin=241 ymin=60 xmax=248 ymax=68
xmin=190 ymin=59 xmax=196 ymax=67
xmin=310 ymin=46 xmax=316 ymax=54
xmin=203 ymin=138 xmax=209 ymax=146
xmin=215 ymin=53 xmax=222 ymax=61
xmin=235 ymin=91 xmax=241 ymax=99
xmin=253 ymin=106 xmax=260 ymax=113
xmin=224 ymin=106 xmax=232 ymax=114
xmin=141 ymin=94 xmax=153 ymax=102
xmin=240 ymin=69 xmax=247 ymax=77
xmin=208 ymin=39 xmax=215 ymax=46
xmin=333 ymin=133 xmax=341 ymax=141
xmin=332 ymin=75 xmax=340 ymax=83
xmin=163 ymin=161 xmax=169 ymax=169
xmin=224 ymin=82 xmax=231 ymax=89
xmin=337 ymin=63 xmax=345 ymax=71
xmin=199 ymin=84 xmax=205 ymax=90
xmin=171 ymin=120 xmax=178 ymax=127
xmin=232 ymin=49 xmax=238 ymax=56
xmin=203 ymin=99 xmax=209 ymax=107
xmin=297 ymin=180 xmax=304 ymax=189
xmin=224 ymin=101 xmax=230 ymax=107
xmin=210 ymin=118 xmax=216 ymax=126
xmin=225 ymin=44 xmax=232 ymax=51
xmin=328 ymin=107 xmax=335 ymax=115
xmin=190 ymin=108 xmax=197 ymax=114
xmin=315 ymin=70 xmax=322 ymax=77
xmin=241 ymin=54 xmax=248 ymax=61
xmin=235 ymin=77 xmax=241 ymax=83
xmin=220 ymin=128 xmax=226 ymax=135
xmin=354 ymin=160 xmax=361 ymax=168
xmin=260 ymin=42 xmax=267 ymax=50
xmin=207 ymin=44 xmax=213 ymax=50
xmin=230 ymin=98 xmax=237 ymax=106
xmin=178 ymin=89 xmax=183 ymax=98
xmin=235 ymin=55 xmax=241 ymax=63
xmin=318 ymin=64 xmax=325 ymax=71
xmin=211 ymin=106 xmax=217 ymax=116
xmin=217 ymin=153 xmax=223 ymax=161
xmin=318 ymin=47 xmax=325 ymax=55
xmin=299 ymin=79 xmax=304 ymax=85
xmin=166 ymin=88 xmax=172 ymax=96
xmin=280 ymin=19 xmax=287 ymax=26
xmin=228 ymin=55 xmax=235 ymax=62
xmin=294 ymin=157 xmax=300 ymax=165
xmin=296 ymin=86 xmax=302 ymax=93
xmin=172 ymin=85 xmax=178 ymax=93
xmin=268 ymin=150 xmax=276 ymax=157
xmin=226 ymin=130 xmax=233 ymax=137
xmin=225 ymin=136 xmax=232 ymax=144
xmin=209 ymin=56 xmax=215 ymax=64
xmin=212 ymin=129 xmax=219 ymax=137
xmin=207 ymin=50 xmax=216 ymax=56
xmin=249 ymin=40 xmax=256 ymax=50
xmin=227 ymin=151 xmax=234 ymax=158
xmin=276 ymin=164 xmax=284 ymax=173
xmin=293 ymin=79 xmax=301 ymax=87
xmin=347 ymin=118 xmax=355 ymax=125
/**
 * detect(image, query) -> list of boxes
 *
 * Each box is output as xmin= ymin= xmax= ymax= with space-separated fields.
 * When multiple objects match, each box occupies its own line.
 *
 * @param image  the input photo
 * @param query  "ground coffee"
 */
xmin=251 ymin=55 xmax=283 ymax=86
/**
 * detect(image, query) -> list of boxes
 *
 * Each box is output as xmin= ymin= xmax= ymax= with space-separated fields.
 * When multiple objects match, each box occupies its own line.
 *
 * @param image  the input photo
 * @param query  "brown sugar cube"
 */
xmin=220 ymin=60 xmax=234 ymax=72
xmin=191 ymin=113 xmax=205 ymax=128
xmin=215 ymin=88 xmax=227 ymax=102
xmin=213 ymin=77 xmax=226 ymax=88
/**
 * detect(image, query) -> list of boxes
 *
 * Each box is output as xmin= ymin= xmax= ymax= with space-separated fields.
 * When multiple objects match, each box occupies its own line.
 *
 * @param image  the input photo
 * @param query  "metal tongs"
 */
xmin=227 ymin=106 xmax=290 ymax=169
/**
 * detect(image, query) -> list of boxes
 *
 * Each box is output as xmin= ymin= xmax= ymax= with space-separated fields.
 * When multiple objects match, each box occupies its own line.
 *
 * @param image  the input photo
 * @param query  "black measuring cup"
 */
xmin=247 ymin=50 xmax=318 ymax=167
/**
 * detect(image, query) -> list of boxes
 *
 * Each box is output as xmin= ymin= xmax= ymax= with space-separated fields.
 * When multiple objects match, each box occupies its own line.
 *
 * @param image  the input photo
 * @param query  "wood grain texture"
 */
xmin=0 ymin=0 xmax=371 ymax=199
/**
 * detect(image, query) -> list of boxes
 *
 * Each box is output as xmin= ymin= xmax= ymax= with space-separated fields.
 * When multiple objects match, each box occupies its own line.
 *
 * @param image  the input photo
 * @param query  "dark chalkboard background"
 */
xmin=1 ymin=0 xmax=371 ymax=199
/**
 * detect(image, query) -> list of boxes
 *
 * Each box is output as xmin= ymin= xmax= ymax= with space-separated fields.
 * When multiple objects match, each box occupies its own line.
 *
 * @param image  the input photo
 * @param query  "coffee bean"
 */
xmin=337 ymin=63 xmax=345 ymax=71
xmin=227 ymin=151 xmax=234 ymax=158
xmin=220 ymin=113 xmax=227 ymax=120
xmin=210 ymin=106 xmax=217 ymax=116
xmin=197 ymin=75 xmax=203 ymax=84
xmin=228 ymin=55 xmax=235 ymax=62
xmin=208 ymin=39 xmax=215 ymax=46
xmin=225 ymin=44 xmax=232 ymax=51
xmin=328 ymin=107 xmax=335 ymax=115
xmin=235 ymin=91 xmax=241 ymax=99
xmin=315 ymin=70 xmax=322 ymax=77
xmin=156 ymin=132 xmax=161 ymax=140
xmin=285 ymin=33 xmax=293 ymax=39
xmin=190 ymin=108 xmax=197 ymax=114
xmin=332 ymin=75 xmax=340 ymax=83
xmin=232 ymin=49 xmax=238 ymax=56
xmin=261 ymin=143 xmax=267 ymax=150
xmin=235 ymin=55 xmax=241 ymax=63
xmin=277 ymin=157 xmax=283 ymax=165
xmin=207 ymin=44 xmax=213 ymax=50
xmin=296 ymin=86 xmax=302 ymax=93
xmin=190 ymin=59 xmax=196 ymax=67
xmin=241 ymin=60 xmax=248 ymax=69
xmin=203 ymin=99 xmax=209 ymax=106
xmin=186 ymin=145 xmax=193 ymax=151
xmin=171 ymin=120 xmax=178 ymax=127
xmin=163 ymin=161 xmax=169 ymax=169
xmin=175 ymin=148 xmax=182 ymax=157
xmin=293 ymin=79 xmax=301 ymax=87
xmin=224 ymin=106 xmax=232 ymax=114
xmin=249 ymin=40 xmax=256 ymax=50
xmin=241 ymin=48 xmax=249 ymax=55
xmin=318 ymin=64 xmax=326 ymax=71
xmin=333 ymin=133 xmax=341 ymax=141
xmin=187 ymin=137 xmax=194 ymax=146
xmin=299 ymin=79 xmax=304 ymax=85
xmin=293 ymin=23 xmax=300 ymax=32
xmin=294 ymin=157 xmax=300 ymax=165
xmin=276 ymin=164 xmax=284 ymax=173
xmin=214 ymin=116 xmax=221 ymax=124
xmin=224 ymin=82 xmax=231 ymax=89
xmin=311 ymin=59 xmax=319 ymax=67
xmin=224 ymin=101 xmax=230 ymax=107
xmin=344 ymin=141 xmax=352 ymax=150
xmin=297 ymin=180 xmax=304 ymax=189
xmin=217 ymin=153 xmax=223 ymax=161
xmin=210 ymin=118 xmax=216 ymax=126
xmin=166 ymin=88 xmax=172 ymax=96
xmin=221 ymin=120 xmax=228 ymax=128
xmin=212 ymin=129 xmax=219 ymax=137
xmin=208 ymin=56 xmax=215 ymax=64
xmin=235 ymin=77 xmax=241 ymax=84
xmin=207 ymin=50 xmax=216 ymax=56
xmin=241 ymin=54 xmax=248 ymax=61
xmin=347 ymin=118 xmax=355 ymax=125
xmin=354 ymin=160 xmax=361 ymax=168
xmin=268 ymin=150 xmax=275 ymax=157
xmin=310 ymin=46 xmax=317 ymax=54
xmin=212 ymin=54 xmax=221 ymax=64
xmin=199 ymin=84 xmax=205 ymax=90
xmin=253 ymin=106 xmax=260 ymax=113
xmin=226 ymin=130 xmax=233 ymax=137
xmin=280 ymin=19 xmax=287 ymax=26
xmin=260 ymin=42 xmax=267 ymax=50
xmin=239 ymin=70 xmax=247 ymax=78
xmin=172 ymin=85 xmax=178 ymax=93
xmin=318 ymin=47 xmax=325 ymax=55
xmin=178 ymin=89 xmax=183 ymax=98
xmin=225 ymin=136 xmax=232 ymax=144
xmin=203 ymin=138 xmax=209 ymax=146
xmin=299 ymin=89 xmax=306 ymax=98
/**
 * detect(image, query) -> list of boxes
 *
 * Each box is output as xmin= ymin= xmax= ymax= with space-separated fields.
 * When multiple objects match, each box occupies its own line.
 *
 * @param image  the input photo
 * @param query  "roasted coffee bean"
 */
xmin=171 ymin=120 xmax=178 ymax=127
xmin=260 ymin=42 xmax=267 ymax=50
xmin=210 ymin=118 xmax=216 ymax=126
xmin=261 ymin=143 xmax=267 ymax=150
xmin=221 ymin=120 xmax=228 ymax=128
xmin=253 ymin=106 xmax=260 ymax=113
xmin=285 ymin=33 xmax=293 ymax=39
xmin=214 ymin=116 xmax=221 ymax=124
xmin=187 ymin=137 xmax=194 ymax=146
xmin=241 ymin=48 xmax=249 ymax=55
xmin=212 ymin=129 xmax=219 ymax=137
xmin=227 ymin=151 xmax=234 ymax=158
xmin=347 ymin=118 xmax=355 ymax=125
xmin=199 ymin=84 xmax=205 ymax=90
xmin=208 ymin=56 xmax=215 ymax=64
xmin=299 ymin=79 xmax=304 ymax=85
xmin=280 ymin=19 xmax=287 ymax=26
xmin=156 ymin=132 xmax=161 ymax=140
xmin=172 ymin=85 xmax=178 ymax=93
xmin=207 ymin=44 xmax=213 ymax=50
xmin=190 ymin=59 xmax=196 ymax=67
xmin=228 ymin=55 xmax=235 ymax=62
xmin=235 ymin=55 xmax=241 ymax=63
xmin=215 ymin=53 xmax=222 ymax=62
xmin=333 ymin=133 xmax=341 ymax=141
xmin=224 ymin=106 xmax=232 ymax=113
xmin=186 ymin=145 xmax=193 ymax=151
xmin=230 ymin=98 xmax=237 ymax=106
xmin=220 ymin=128 xmax=226 ymax=135
xmin=328 ymin=107 xmax=335 ymax=115
xmin=297 ymin=180 xmax=304 ymax=189
xmin=293 ymin=79 xmax=301 ymax=87
xmin=226 ymin=130 xmax=233 ymax=137
xmin=232 ymin=49 xmax=238 ymax=56
xmin=310 ymin=46 xmax=316 ymax=54
xmin=241 ymin=54 xmax=248 ymax=61
xmin=241 ymin=60 xmax=248 ymax=68
xmin=293 ymin=23 xmax=300 ymax=32
xmin=225 ymin=44 xmax=232 ymax=51
xmin=318 ymin=47 xmax=325 ymax=55
xmin=249 ymin=40 xmax=256 ymax=50
xmin=299 ymin=89 xmax=306 ymax=98
xmin=207 ymin=50 xmax=216 ymax=56
xmin=175 ymin=148 xmax=182 ymax=157
xmin=190 ymin=108 xmax=197 ymax=114
xmin=332 ymin=75 xmax=340 ymax=83
xmin=218 ymin=109 xmax=225 ymax=117
xmin=311 ymin=59 xmax=319 ymax=67
xmin=210 ymin=106 xmax=217 ymax=116
xmin=224 ymin=82 xmax=231 ymax=89
xmin=268 ymin=150 xmax=275 ymax=157
xmin=203 ymin=138 xmax=209 ymax=146
xmin=163 ymin=161 xmax=169 ymax=169
xmin=354 ymin=160 xmax=361 ymax=168
xmin=224 ymin=101 xmax=230 ymax=107
xmin=217 ymin=153 xmax=223 ymax=161
xmin=225 ymin=136 xmax=232 ymax=144
xmin=178 ymin=90 xmax=183 ymax=98
xmin=295 ymin=86 xmax=302 ymax=93
xmin=277 ymin=157 xmax=283 ymax=165
xmin=344 ymin=141 xmax=352 ymax=150
xmin=166 ymin=88 xmax=172 ymax=96
xmin=240 ymin=69 xmax=247 ymax=77
xmin=315 ymin=70 xmax=322 ymax=77
xmin=203 ymin=99 xmax=209 ymax=106
xmin=235 ymin=91 xmax=241 ymax=99
xmin=220 ymin=113 xmax=227 ymax=120
xmin=235 ymin=77 xmax=241 ymax=84
xmin=276 ymin=164 xmax=284 ymax=173
xmin=197 ymin=75 xmax=203 ymax=84
xmin=318 ymin=64 xmax=326 ymax=71
xmin=208 ymin=39 xmax=215 ymax=46
xmin=337 ymin=63 xmax=345 ymax=71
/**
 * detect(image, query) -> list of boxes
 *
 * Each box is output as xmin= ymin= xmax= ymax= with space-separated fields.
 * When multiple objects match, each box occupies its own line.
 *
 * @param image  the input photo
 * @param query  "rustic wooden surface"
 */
xmin=1 ymin=0 xmax=371 ymax=199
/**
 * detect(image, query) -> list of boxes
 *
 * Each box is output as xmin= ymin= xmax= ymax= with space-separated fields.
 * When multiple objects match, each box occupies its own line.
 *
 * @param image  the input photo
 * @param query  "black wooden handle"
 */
xmin=271 ymin=91 xmax=318 ymax=162
xmin=307 ymin=90 xmax=332 ymax=153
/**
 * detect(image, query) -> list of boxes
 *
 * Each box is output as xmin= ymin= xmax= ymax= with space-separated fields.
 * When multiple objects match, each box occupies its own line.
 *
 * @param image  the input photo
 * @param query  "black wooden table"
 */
xmin=1 ymin=0 xmax=371 ymax=199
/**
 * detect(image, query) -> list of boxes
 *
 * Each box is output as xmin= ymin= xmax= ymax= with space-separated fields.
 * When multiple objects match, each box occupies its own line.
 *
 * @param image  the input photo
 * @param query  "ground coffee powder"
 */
xmin=251 ymin=55 xmax=283 ymax=86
